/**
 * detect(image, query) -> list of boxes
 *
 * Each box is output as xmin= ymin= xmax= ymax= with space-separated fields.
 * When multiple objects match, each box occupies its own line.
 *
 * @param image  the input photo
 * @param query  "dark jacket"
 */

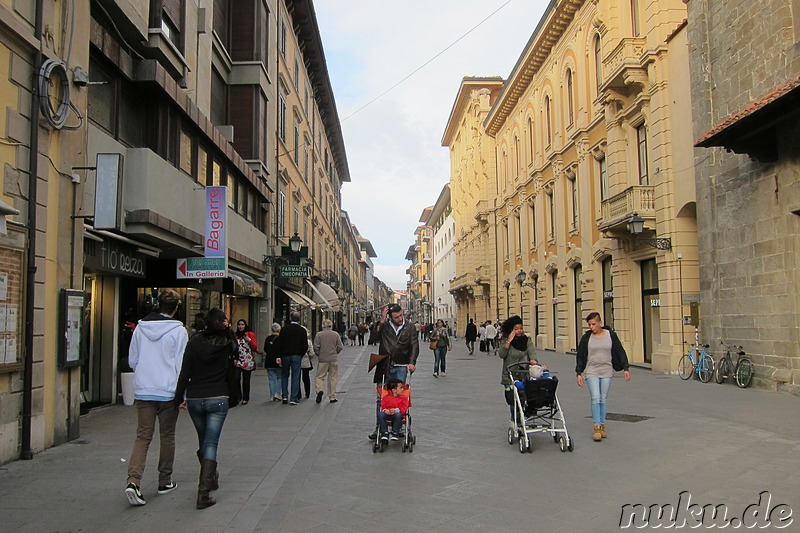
xmin=575 ymin=326 xmax=629 ymax=374
xmin=263 ymin=334 xmax=281 ymax=369
xmin=275 ymin=322 xmax=308 ymax=356
xmin=378 ymin=318 xmax=419 ymax=366
xmin=465 ymin=322 xmax=478 ymax=342
xmin=174 ymin=332 xmax=237 ymax=401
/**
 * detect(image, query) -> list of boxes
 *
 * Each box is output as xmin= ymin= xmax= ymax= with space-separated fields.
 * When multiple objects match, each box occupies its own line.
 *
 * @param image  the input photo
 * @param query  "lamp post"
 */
xmin=627 ymin=213 xmax=672 ymax=250
xmin=515 ymin=269 xmax=526 ymax=321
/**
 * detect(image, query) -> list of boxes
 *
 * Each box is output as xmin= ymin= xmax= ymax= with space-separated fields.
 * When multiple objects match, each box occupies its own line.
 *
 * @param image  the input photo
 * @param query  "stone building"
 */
xmin=426 ymin=184 xmax=457 ymax=327
xmin=445 ymin=0 xmax=699 ymax=372
xmin=688 ymin=0 xmax=800 ymax=390
xmin=442 ymin=78 xmax=504 ymax=328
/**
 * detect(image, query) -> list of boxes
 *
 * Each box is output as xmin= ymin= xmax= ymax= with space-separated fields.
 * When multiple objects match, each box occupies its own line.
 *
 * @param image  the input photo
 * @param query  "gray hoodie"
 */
xmin=129 ymin=312 xmax=188 ymax=400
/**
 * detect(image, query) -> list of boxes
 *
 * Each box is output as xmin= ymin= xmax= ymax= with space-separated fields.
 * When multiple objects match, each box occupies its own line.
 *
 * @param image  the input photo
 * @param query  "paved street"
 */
xmin=1 ymin=340 xmax=799 ymax=532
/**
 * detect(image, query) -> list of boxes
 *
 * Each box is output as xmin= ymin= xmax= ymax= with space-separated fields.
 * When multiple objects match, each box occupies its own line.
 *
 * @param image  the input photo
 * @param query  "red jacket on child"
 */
xmin=380 ymin=393 xmax=409 ymax=415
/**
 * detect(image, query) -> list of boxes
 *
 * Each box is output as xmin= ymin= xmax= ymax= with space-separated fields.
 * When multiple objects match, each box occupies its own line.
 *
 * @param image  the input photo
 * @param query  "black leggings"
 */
xmin=302 ymin=367 xmax=312 ymax=397
xmin=236 ymin=368 xmax=252 ymax=401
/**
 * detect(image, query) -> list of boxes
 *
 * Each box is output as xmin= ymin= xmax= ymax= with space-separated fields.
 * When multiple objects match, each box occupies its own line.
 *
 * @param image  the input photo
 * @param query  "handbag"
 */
xmin=234 ymin=337 xmax=255 ymax=371
xmin=429 ymin=339 xmax=438 ymax=350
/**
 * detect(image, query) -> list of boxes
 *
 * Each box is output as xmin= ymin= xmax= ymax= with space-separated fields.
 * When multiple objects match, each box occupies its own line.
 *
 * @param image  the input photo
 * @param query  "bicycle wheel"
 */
xmin=697 ymin=353 xmax=715 ymax=383
xmin=735 ymin=358 xmax=754 ymax=388
xmin=678 ymin=354 xmax=693 ymax=380
xmin=715 ymin=356 xmax=731 ymax=384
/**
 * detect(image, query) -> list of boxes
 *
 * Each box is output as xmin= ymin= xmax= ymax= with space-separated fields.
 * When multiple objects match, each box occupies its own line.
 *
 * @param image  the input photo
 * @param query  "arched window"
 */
xmin=544 ymin=95 xmax=552 ymax=146
xmin=514 ymin=135 xmax=521 ymax=177
xmin=594 ymin=35 xmax=603 ymax=91
xmin=566 ymin=68 xmax=575 ymax=126
xmin=527 ymin=117 xmax=535 ymax=160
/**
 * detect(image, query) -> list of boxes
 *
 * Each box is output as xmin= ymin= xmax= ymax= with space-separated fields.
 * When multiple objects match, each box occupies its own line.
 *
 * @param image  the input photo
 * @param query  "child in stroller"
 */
xmin=373 ymin=378 xmax=415 ymax=453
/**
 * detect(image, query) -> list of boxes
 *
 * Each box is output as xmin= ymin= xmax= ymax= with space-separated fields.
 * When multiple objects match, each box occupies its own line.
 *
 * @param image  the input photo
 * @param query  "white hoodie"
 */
xmin=129 ymin=313 xmax=188 ymax=400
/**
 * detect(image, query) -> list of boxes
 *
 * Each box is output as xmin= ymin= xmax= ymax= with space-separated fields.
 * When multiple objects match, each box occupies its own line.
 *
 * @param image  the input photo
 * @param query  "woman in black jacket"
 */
xmin=175 ymin=308 xmax=237 ymax=509
xmin=575 ymin=311 xmax=631 ymax=442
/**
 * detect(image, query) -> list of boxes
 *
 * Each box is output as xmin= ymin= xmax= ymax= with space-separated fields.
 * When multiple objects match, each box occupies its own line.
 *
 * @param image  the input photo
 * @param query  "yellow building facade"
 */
xmin=447 ymin=0 xmax=699 ymax=372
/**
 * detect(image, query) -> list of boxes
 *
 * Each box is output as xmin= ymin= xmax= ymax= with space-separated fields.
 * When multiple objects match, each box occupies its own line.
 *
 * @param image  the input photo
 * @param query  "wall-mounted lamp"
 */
xmin=627 ymin=213 xmax=672 ymax=250
xmin=466 ymin=286 xmax=474 ymax=296
xmin=516 ymin=269 xmax=537 ymax=288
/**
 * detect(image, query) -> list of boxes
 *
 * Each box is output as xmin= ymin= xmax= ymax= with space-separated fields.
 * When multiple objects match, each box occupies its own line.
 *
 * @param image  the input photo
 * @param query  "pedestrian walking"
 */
xmin=313 ymin=319 xmax=344 ymax=403
xmin=263 ymin=323 xmax=282 ymax=401
xmin=430 ymin=319 xmax=452 ymax=377
xmin=233 ymin=319 xmax=259 ymax=405
xmin=357 ymin=322 xmax=367 ymax=346
xmin=575 ymin=312 xmax=631 ymax=441
xmin=485 ymin=321 xmax=497 ymax=354
xmin=274 ymin=311 xmax=308 ymax=405
xmin=464 ymin=318 xmax=477 ymax=355
xmin=368 ymin=304 xmax=419 ymax=439
xmin=124 ymin=289 xmax=187 ymax=507
xmin=498 ymin=315 xmax=538 ymax=423
xmin=174 ymin=308 xmax=237 ymax=509
xmin=347 ymin=323 xmax=358 ymax=346
xmin=478 ymin=322 xmax=487 ymax=352
xmin=301 ymin=332 xmax=316 ymax=399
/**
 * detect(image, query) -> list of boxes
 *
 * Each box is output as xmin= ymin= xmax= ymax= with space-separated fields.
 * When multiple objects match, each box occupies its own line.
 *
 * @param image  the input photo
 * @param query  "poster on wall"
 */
xmin=59 ymin=289 xmax=85 ymax=368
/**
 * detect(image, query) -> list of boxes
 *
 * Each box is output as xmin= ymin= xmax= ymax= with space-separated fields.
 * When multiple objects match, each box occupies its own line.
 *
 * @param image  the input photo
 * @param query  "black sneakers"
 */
xmin=315 ymin=391 xmax=324 ymax=404
xmin=125 ymin=483 xmax=146 ymax=506
xmin=157 ymin=481 xmax=178 ymax=494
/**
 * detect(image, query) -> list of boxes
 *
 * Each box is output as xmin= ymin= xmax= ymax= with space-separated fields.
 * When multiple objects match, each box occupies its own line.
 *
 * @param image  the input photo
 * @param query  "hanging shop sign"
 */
xmin=279 ymin=264 xmax=309 ymax=278
xmin=83 ymin=236 xmax=147 ymax=279
xmin=205 ymin=186 xmax=228 ymax=260
xmin=177 ymin=257 xmax=227 ymax=279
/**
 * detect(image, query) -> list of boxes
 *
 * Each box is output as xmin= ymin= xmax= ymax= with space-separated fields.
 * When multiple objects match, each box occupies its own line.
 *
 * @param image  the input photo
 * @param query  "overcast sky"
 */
xmin=314 ymin=1 xmax=550 ymax=290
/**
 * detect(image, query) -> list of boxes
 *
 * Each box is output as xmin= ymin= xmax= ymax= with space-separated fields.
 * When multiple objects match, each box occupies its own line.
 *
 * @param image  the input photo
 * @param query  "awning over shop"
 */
xmin=228 ymin=269 xmax=264 ymax=297
xmin=279 ymin=287 xmax=317 ymax=308
xmin=306 ymin=279 xmax=341 ymax=311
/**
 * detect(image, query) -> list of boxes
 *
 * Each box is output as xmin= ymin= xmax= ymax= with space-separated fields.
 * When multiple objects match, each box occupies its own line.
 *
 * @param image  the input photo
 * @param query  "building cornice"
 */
xmin=485 ymin=0 xmax=585 ymax=136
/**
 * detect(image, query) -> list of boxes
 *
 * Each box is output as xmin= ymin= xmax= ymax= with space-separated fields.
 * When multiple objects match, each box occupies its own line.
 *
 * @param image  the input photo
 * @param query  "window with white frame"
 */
xmin=637 ymin=123 xmax=649 ymax=185
xmin=598 ymin=155 xmax=608 ymax=201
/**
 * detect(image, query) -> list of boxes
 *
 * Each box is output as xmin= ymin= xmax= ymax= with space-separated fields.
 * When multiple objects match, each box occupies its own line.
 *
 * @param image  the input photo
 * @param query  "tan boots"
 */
xmin=592 ymin=423 xmax=608 ymax=441
xmin=197 ymin=459 xmax=217 ymax=509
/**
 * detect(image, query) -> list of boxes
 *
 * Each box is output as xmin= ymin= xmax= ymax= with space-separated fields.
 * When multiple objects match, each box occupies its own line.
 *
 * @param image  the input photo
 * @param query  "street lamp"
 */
xmin=515 ymin=270 xmax=525 ymax=321
xmin=288 ymin=232 xmax=303 ymax=253
xmin=627 ymin=212 xmax=672 ymax=250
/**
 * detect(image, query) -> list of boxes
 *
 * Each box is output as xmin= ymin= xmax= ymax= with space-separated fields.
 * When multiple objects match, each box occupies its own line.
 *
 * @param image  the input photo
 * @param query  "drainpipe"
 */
xmin=21 ymin=0 xmax=44 ymax=461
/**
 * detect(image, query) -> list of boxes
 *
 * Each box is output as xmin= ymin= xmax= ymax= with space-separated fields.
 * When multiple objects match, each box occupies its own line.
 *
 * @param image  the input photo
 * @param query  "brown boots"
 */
xmin=197 ymin=450 xmax=219 ymax=490
xmin=592 ymin=423 xmax=608 ymax=441
xmin=197 ymin=458 xmax=217 ymax=509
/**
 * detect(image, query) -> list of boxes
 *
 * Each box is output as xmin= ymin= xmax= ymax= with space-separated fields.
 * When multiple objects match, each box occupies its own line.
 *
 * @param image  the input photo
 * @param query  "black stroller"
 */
xmin=507 ymin=361 xmax=573 ymax=453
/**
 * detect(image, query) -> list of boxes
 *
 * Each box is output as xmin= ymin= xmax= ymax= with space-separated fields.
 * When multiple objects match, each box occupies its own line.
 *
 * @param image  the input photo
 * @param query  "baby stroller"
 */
xmin=507 ymin=361 xmax=573 ymax=453
xmin=372 ymin=382 xmax=416 ymax=453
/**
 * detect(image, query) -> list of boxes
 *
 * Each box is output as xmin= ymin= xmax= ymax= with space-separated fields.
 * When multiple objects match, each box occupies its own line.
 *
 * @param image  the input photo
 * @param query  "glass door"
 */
xmin=641 ymin=259 xmax=660 ymax=364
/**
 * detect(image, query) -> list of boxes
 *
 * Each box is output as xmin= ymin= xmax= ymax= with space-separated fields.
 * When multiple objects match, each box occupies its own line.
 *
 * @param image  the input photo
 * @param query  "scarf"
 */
xmin=510 ymin=334 xmax=529 ymax=352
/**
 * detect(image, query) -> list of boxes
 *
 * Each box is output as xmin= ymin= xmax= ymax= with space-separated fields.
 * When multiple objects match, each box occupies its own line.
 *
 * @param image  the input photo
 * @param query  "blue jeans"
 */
xmin=379 ymin=410 xmax=403 ymax=436
xmin=267 ymin=368 xmax=281 ymax=398
xmin=375 ymin=365 xmax=409 ymax=426
xmin=281 ymin=354 xmax=302 ymax=402
xmin=433 ymin=347 xmax=447 ymax=373
xmin=585 ymin=376 xmax=612 ymax=424
xmin=187 ymin=398 xmax=229 ymax=461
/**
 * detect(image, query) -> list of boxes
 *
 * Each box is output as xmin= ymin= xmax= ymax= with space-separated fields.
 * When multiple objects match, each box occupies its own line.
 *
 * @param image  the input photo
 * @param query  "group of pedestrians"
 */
xmin=123 ymin=293 xmax=632 ymax=511
xmin=463 ymin=319 xmax=500 ymax=354
xmin=123 ymin=298 xmax=348 ymax=511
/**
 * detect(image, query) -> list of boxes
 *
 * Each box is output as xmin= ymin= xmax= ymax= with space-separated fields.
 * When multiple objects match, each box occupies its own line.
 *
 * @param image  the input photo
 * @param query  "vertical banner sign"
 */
xmin=205 ymin=186 xmax=228 ymax=272
xmin=94 ymin=153 xmax=124 ymax=230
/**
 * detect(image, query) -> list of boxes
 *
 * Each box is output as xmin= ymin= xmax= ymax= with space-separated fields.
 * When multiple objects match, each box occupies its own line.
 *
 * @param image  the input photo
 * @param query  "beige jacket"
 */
xmin=313 ymin=329 xmax=344 ymax=363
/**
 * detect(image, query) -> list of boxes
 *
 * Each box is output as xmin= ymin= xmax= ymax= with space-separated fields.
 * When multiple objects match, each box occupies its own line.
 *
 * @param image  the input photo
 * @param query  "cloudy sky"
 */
xmin=314 ymin=1 xmax=550 ymax=289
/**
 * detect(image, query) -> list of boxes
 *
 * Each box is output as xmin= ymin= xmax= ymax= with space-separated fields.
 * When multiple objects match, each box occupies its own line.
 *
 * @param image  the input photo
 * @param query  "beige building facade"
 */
xmin=446 ymin=0 xmax=699 ymax=372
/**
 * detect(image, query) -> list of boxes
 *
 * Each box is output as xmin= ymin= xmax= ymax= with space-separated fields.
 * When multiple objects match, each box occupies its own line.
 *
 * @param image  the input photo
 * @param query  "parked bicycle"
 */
xmin=715 ymin=342 xmax=754 ymax=388
xmin=678 ymin=328 xmax=715 ymax=383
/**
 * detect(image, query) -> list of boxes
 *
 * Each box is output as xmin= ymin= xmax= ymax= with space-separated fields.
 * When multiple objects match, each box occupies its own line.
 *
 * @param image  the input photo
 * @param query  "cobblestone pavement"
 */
xmin=1 ymin=340 xmax=799 ymax=532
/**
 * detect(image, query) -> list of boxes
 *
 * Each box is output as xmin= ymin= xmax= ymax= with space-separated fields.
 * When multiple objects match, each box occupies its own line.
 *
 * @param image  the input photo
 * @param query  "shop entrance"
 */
xmin=641 ymin=258 xmax=660 ymax=364
xmin=81 ymin=275 xmax=119 ymax=413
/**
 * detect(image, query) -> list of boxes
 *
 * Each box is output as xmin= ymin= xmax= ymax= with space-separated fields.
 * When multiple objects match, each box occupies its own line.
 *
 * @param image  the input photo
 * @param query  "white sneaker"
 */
xmin=440 ymin=372 xmax=446 ymax=377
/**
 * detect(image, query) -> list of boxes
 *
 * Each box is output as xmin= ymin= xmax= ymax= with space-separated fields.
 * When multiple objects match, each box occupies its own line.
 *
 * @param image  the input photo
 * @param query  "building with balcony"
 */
xmin=445 ymin=0 xmax=698 ymax=373
xmin=688 ymin=0 xmax=800 ymax=390
xmin=426 ymin=184 xmax=457 ymax=327
xmin=442 ymin=78 xmax=504 ymax=329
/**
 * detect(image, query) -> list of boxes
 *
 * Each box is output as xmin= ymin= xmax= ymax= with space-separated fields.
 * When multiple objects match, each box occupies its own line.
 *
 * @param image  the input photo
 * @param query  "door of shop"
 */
xmin=641 ymin=259 xmax=660 ymax=364
xmin=81 ymin=275 xmax=118 ymax=413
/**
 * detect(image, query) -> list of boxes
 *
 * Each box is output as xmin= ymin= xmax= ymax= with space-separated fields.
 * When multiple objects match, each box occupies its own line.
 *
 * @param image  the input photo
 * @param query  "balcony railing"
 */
xmin=601 ymin=37 xmax=647 ymax=91
xmin=598 ymin=185 xmax=655 ymax=233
